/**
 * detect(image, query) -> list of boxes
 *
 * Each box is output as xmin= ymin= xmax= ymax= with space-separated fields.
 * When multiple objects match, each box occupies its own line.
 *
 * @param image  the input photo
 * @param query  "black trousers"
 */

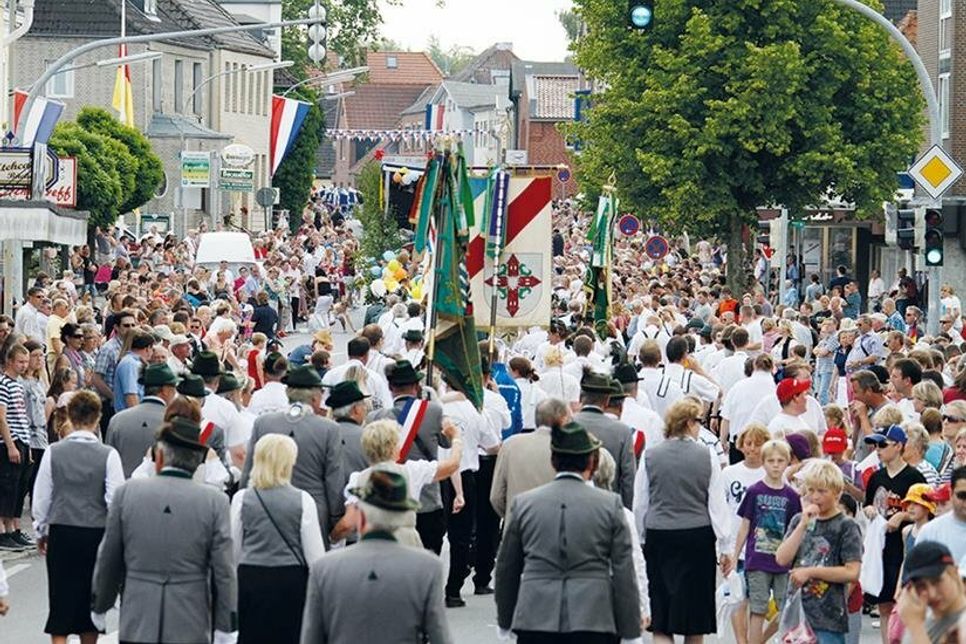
xmin=442 ymin=470 xmax=476 ymax=597
xmin=516 ymin=632 xmax=619 ymax=644
xmin=416 ymin=507 xmax=446 ymax=555
xmin=473 ymin=455 xmax=500 ymax=588
xmin=0 ymin=440 xmax=30 ymax=519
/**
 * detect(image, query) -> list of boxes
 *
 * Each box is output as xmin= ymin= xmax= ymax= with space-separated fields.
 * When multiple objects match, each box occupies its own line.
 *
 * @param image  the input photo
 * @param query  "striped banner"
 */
xmin=424 ymin=104 xmax=445 ymax=131
xmin=270 ymin=95 xmax=312 ymax=176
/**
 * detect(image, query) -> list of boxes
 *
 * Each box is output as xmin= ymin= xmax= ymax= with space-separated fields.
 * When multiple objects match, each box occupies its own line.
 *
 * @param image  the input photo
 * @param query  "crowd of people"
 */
xmin=0 ymin=195 xmax=964 ymax=644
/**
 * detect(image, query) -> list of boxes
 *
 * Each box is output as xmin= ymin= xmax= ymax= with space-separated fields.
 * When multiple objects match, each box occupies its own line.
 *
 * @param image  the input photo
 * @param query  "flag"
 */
xmin=13 ymin=90 xmax=64 ymax=146
xmin=584 ymin=193 xmax=617 ymax=323
xmin=424 ymin=103 xmax=445 ymax=131
xmin=413 ymin=156 xmax=441 ymax=254
xmin=430 ymin=151 xmax=484 ymax=410
xmin=465 ymin=175 xmax=553 ymax=327
xmin=269 ymin=95 xmax=312 ymax=176
xmin=111 ymin=45 xmax=135 ymax=127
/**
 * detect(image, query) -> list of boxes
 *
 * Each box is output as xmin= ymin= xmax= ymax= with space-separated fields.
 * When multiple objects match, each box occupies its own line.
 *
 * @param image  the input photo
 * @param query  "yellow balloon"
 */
xmin=385 ymin=279 xmax=399 ymax=292
xmin=394 ymin=267 xmax=407 ymax=280
xmin=387 ymin=259 xmax=401 ymax=272
xmin=410 ymin=284 xmax=423 ymax=300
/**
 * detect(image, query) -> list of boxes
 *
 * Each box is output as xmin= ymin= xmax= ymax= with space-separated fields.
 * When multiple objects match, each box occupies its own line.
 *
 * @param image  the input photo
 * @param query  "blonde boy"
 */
xmin=775 ymin=461 xmax=862 ymax=644
xmin=734 ymin=440 xmax=802 ymax=644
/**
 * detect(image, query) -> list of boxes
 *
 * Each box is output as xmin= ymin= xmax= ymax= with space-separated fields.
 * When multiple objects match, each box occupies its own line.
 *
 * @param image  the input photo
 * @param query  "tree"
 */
xmin=426 ymin=34 xmax=476 ymax=77
xmin=568 ymin=0 xmax=924 ymax=291
xmin=355 ymin=159 xmax=400 ymax=259
xmin=272 ymin=88 xmax=325 ymax=233
xmin=47 ymin=108 xmax=162 ymax=231
xmin=557 ymin=9 xmax=582 ymax=44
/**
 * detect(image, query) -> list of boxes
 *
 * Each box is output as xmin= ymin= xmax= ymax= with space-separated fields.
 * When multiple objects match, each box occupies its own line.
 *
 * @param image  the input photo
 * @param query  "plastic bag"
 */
xmin=859 ymin=514 xmax=887 ymax=597
xmin=715 ymin=572 xmax=745 ymax=640
xmin=779 ymin=588 xmax=817 ymax=644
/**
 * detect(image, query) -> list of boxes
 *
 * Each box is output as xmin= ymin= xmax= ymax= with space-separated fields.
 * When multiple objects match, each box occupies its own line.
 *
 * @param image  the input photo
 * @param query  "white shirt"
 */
xmin=537 ymin=367 xmax=581 ymax=403
xmin=562 ymin=355 xmax=607 ymax=381
xmin=743 ymin=319 xmax=764 ymax=352
xmin=721 ymin=462 xmax=764 ymax=515
xmin=721 ymin=371 xmax=777 ymax=440
xmin=230 ymin=487 xmax=326 ymax=567
xmin=203 ymin=390 xmax=249 ymax=448
xmin=712 ymin=351 xmax=749 ymax=395
xmin=513 ymin=329 xmax=548 ymax=358
xmin=632 ymin=436 xmax=734 ymax=552
xmin=663 ymin=362 xmax=719 ymax=403
xmin=321 ymin=359 xmax=393 ymax=409
xmin=441 ymin=398 xmax=499 ymax=472
xmin=749 ymin=394 xmax=827 ymax=434
xmin=766 ymin=411 xmax=814 ymax=437
xmin=621 ymin=396 xmax=664 ymax=452
xmin=483 ymin=389 xmax=511 ymax=441
xmin=515 ymin=378 xmax=548 ymax=430
xmin=534 ymin=341 xmax=574 ymax=371
xmin=31 ymin=431 xmax=125 ymax=537
xmin=344 ymin=460 xmax=439 ymax=505
xmin=15 ymin=302 xmax=45 ymax=346
xmin=247 ymin=381 xmax=290 ymax=417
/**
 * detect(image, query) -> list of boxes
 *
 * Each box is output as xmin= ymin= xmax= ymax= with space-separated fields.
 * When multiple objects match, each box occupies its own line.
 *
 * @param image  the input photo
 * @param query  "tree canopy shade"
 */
xmin=47 ymin=108 xmax=163 ymax=231
xmin=567 ymin=0 xmax=925 ymax=289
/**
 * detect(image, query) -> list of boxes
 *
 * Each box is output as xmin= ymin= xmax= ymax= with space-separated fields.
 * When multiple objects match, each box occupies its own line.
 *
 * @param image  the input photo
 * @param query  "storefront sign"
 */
xmin=0 ymin=156 xmax=76 ymax=207
xmin=219 ymin=167 xmax=254 ymax=192
xmin=181 ymin=151 xmax=211 ymax=188
xmin=0 ymin=148 xmax=33 ymax=189
xmin=221 ymin=144 xmax=255 ymax=168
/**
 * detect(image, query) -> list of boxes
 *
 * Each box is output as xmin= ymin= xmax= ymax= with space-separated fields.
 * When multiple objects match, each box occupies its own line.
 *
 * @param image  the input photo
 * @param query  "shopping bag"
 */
xmin=859 ymin=514 xmax=887 ymax=597
xmin=715 ymin=572 xmax=745 ymax=640
xmin=779 ymin=588 xmax=817 ymax=644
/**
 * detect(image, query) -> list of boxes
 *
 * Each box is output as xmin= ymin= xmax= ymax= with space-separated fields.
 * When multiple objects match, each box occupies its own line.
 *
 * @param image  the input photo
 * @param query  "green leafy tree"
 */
xmin=355 ymin=159 xmax=400 ymax=258
xmin=273 ymin=89 xmax=325 ymax=233
xmin=557 ymin=9 xmax=582 ymax=43
xmin=568 ymin=0 xmax=924 ymax=291
xmin=76 ymin=107 xmax=164 ymax=214
xmin=426 ymin=34 xmax=475 ymax=77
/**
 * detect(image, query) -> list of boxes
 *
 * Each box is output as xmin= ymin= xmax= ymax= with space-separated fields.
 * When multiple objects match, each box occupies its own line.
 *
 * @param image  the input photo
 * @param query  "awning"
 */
xmin=0 ymin=200 xmax=88 ymax=245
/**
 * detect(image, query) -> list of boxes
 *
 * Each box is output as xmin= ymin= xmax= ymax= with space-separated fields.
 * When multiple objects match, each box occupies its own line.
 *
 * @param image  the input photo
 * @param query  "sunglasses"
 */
xmin=943 ymin=415 xmax=966 ymax=423
xmin=875 ymin=442 xmax=897 ymax=449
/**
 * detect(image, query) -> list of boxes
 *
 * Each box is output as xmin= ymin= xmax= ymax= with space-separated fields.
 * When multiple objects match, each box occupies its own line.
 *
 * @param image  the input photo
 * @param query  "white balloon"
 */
xmin=370 ymin=279 xmax=387 ymax=297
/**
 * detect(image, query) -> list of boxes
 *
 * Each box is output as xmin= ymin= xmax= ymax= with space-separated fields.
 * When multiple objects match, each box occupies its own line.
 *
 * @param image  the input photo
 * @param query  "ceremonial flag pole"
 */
xmin=486 ymin=169 xmax=509 ymax=356
xmin=422 ymin=149 xmax=450 ymax=392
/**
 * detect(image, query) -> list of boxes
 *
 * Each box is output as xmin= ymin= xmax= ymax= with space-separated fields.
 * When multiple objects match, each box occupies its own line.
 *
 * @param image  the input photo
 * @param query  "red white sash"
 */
xmin=396 ymin=398 xmax=429 ymax=463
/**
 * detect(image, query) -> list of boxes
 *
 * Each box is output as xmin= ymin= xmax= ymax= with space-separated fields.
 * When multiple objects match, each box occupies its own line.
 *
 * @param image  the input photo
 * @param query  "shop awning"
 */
xmin=0 ymin=200 xmax=88 ymax=245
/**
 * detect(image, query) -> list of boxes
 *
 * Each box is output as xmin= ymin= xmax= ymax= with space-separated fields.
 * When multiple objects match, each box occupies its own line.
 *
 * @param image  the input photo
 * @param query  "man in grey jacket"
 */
xmin=241 ymin=365 xmax=345 ymax=546
xmin=573 ymin=373 xmax=636 ymax=508
xmin=495 ymin=421 xmax=642 ymax=644
xmin=300 ymin=467 xmax=452 ymax=644
xmin=105 ymin=363 xmax=178 ymax=478
xmin=92 ymin=416 xmax=237 ymax=643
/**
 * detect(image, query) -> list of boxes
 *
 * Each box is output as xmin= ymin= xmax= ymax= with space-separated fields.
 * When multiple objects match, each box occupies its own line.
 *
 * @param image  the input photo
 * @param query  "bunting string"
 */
xmin=324 ymin=128 xmax=487 ymax=143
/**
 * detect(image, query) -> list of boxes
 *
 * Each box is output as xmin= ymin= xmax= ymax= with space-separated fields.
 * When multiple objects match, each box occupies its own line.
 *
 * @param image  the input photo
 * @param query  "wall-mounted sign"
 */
xmin=181 ymin=151 xmax=211 ymax=188
xmin=0 ymin=148 xmax=33 ymax=189
xmin=221 ymin=144 xmax=255 ymax=168
xmin=219 ymin=167 xmax=254 ymax=192
xmin=0 ymin=153 xmax=74 ymax=206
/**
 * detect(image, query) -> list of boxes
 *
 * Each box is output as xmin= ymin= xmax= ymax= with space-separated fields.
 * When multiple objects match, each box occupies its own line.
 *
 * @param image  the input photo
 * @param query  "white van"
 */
xmin=194 ymin=232 xmax=257 ymax=274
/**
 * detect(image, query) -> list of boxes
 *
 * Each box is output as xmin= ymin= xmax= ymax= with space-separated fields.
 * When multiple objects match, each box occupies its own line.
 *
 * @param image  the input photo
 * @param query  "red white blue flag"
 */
xmin=424 ymin=103 xmax=445 ymax=131
xmin=13 ymin=90 xmax=64 ymax=147
xmin=270 ymin=95 xmax=312 ymax=176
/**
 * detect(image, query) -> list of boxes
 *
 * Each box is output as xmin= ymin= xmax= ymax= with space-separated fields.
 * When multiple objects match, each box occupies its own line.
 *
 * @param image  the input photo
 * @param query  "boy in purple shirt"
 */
xmin=734 ymin=439 xmax=802 ymax=644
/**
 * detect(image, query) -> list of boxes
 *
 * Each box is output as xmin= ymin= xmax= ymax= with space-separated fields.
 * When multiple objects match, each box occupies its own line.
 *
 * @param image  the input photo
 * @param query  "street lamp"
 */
xmin=280 ymin=66 xmax=368 ymax=98
xmin=30 ymin=51 xmax=162 ymax=90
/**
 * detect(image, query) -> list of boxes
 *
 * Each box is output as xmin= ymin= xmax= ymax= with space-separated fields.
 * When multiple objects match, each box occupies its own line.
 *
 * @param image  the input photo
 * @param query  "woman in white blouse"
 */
xmin=230 ymin=434 xmax=324 ymax=644
xmin=509 ymin=356 xmax=548 ymax=431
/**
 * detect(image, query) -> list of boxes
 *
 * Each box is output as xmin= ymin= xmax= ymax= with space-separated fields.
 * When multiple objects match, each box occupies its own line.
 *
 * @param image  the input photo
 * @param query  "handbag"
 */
xmin=252 ymin=489 xmax=307 ymax=569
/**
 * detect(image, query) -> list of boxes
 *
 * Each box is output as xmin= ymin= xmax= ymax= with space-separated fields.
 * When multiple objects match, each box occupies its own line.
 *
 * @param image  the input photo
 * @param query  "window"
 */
xmin=240 ymin=69 xmax=247 ymax=114
xmin=940 ymin=0 xmax=952 ymax=58
xmin=232 ymin=63 xmax=239 ymax=112
xmin=255 ymin=72 xmax=262 ymax=115
xmin=142 ymin=0 xmax=158 ymax=17
xmin=939 ymin=73 xmax=950 ymax=139
xmin=45 ymin=60 xmax=73 ymax=98
xmin=192 ymin=62 xmax=203 ymax=115
xmin=152 ymin=58 xmax=162 ymax=112
xmin=224 ymin=62 xmax=232 ymax=111
xmin=386 ymin=56 xmax=398 ymax=69
xmin=174 ymin=59 xmax=184 ymax=113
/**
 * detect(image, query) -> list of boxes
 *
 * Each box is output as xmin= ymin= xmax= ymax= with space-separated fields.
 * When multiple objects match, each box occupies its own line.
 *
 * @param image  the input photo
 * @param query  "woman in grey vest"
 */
xmin=230 ymin=433 xmax=325 ymax=644
xmin=31 ymin=391 xmax=124 ymax=643
xmin=633 ymin=396 xmax=735 ymax=643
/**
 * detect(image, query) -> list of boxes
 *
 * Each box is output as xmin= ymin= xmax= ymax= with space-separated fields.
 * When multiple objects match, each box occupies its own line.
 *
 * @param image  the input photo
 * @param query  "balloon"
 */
xmin=410 ymin=283 xmax=423 ymax=301
xmin=370 ymin=279 xmax=387 ymax=297
xmin=382 ymin=250 xmax=395 ymax=261
xmin=394 ymin=267 xmax=407 ymax=280
xmin=387 ymin=259 xmax=401 ymax=272
xmin=385 ymin=279 xmax=399 ymax=292
xmin=369 ymin=266 xmax=382 ymax=278
xmin=382 ymin=267 xmax=392 ymax=279
xmin=393 ymin=172 xmax=403 ymax=184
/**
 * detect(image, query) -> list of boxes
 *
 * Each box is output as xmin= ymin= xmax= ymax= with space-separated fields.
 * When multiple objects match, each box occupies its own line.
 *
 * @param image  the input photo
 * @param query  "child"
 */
xmin=775 ymin=460 xmax=863 ymax=644
xmin=722 ymin=424 xmax=770 ymax=644
xmin=899 ymin=483 xmax=935 ymax=554
xmin=734 ymin=439 xmax=803 ymax=644
xmin=837 ymin=495 xmax=863 ymax=644
xmin=247 ymin=332 xmax=267 ymax=391
xmin=822 ymin=427 xmax=864 ymax=502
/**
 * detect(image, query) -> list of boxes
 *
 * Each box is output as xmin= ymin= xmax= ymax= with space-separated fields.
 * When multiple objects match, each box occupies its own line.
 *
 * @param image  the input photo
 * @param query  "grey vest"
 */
xmin=643 ymin=438 xmax=713 ymax=531
xmin=239 ymin=485 xmax=305 ymax=567
xmin=49 ymin=438 xmax=112 ymax=528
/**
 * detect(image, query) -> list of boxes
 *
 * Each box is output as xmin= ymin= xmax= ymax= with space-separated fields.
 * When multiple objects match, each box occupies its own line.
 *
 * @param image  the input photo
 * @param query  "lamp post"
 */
xmin=176 ymin=60 xmax=292 ymax=232
xmin=280 ymin=66 xmax=368 ymax=98
xmin=27 ymin=51 xmax=162 ymax=92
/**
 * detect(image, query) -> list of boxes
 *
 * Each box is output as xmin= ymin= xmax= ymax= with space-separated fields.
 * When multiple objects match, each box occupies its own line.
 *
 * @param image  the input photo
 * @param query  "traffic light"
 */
xmin=896 ymin=208 xmax=916 ymax=251
xmin=308 ymin=1 xmax=327 ymax=64
xmin=628 ymin=1 xmax=654 ymax=30
xmin=924 ymin=208 xmax=944 ymax=266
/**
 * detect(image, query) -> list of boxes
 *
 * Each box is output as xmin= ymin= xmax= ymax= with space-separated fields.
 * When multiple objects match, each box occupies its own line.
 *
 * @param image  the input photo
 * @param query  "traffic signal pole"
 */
xmin=830 ymin=0 xmax=943 ymax=336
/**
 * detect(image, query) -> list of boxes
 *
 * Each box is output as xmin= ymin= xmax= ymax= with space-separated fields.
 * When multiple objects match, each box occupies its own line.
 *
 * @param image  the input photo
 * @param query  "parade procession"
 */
xmin=2 ymin=0 xmax=966 ymax=643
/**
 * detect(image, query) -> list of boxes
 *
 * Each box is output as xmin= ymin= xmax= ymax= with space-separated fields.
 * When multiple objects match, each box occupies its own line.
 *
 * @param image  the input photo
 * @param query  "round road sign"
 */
xmin=644 ymin=235 xmax=670 ymax=260
xmin=557 ymin=166 xmax=572 ymax=183
xmin=618 ymin=214 xmax=640 ymax=237
xmin=256 ymin=187 xmax=276 ymax=208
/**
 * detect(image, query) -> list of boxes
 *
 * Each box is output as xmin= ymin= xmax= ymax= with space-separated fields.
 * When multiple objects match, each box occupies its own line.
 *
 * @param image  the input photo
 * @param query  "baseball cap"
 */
xmin=902 ymin=542 xmax=956 ymax=585
xmin=901 ymin=483 xmax=937 ymax=515
xmin=776 ymin=378 xmax=811 ymax=405
xmin=863 ymin=424 xmax=908 ymax=446
xmin=821 ymin=427 xmax=848 ymax=455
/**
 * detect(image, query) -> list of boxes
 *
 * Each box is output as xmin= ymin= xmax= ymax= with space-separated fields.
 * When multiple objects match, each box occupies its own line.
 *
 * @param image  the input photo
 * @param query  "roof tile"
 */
xmin=532 ymin=75 xmax=579 ymax=120
xmin=365 ymin=51 xmax=444 ymax=85
xmin=343 ymin=83 xmax=433 ymax=129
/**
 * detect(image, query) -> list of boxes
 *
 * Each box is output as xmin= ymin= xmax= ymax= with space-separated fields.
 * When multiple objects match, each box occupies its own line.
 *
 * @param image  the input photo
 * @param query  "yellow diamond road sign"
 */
xmin=909 ymin=145 xmax=963 ymax=200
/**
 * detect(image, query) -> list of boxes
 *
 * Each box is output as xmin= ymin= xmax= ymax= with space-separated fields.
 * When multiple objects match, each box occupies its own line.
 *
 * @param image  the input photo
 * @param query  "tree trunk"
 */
xmin=726 ymin=215 xmax=750 ymax=295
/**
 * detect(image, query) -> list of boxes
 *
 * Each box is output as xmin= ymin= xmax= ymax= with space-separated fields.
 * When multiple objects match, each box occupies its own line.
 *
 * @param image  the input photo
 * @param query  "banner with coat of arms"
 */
xmin=465 ymin=176 xmax=552 ymax=328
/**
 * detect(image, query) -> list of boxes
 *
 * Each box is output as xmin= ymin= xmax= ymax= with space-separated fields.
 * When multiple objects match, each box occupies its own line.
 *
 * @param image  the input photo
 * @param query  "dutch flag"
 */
xmin=424 ymin=103 xmax=445 ymax=132
xmin=270 ymin=95 xmax=312 ymax=176
xmin=13 ymin=90 xmax=65 ymax=147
